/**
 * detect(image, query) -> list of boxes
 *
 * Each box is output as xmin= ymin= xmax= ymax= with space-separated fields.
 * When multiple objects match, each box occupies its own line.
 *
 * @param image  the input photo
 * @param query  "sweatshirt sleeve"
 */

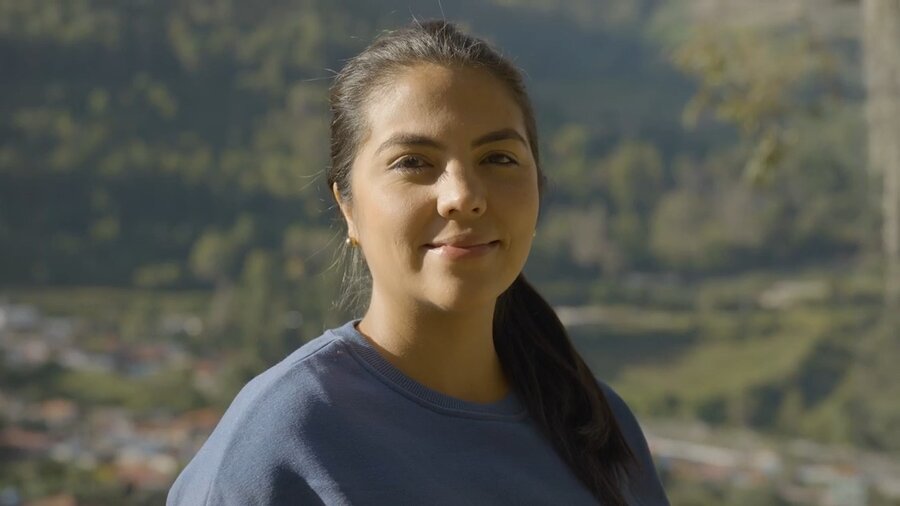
xmin=166 ymin=366 xmax=327 ymax=506
xmin=166 ymin=393 xmax=328 ymax=506
xmin=598 ymin=381 xmax=671 ymax=506
xmin=167 ymin=458 xmax=326 ymax=506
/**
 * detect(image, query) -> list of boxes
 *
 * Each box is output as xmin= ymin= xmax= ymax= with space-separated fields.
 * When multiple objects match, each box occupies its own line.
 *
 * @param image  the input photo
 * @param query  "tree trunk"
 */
xmin=863 ymin=0 xmax=900 ymax=323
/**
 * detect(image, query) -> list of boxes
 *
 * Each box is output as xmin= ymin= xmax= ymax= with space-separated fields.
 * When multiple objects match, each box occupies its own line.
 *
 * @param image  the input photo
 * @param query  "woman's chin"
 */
xmin=419 ymin=279 xmax=511 ymax=313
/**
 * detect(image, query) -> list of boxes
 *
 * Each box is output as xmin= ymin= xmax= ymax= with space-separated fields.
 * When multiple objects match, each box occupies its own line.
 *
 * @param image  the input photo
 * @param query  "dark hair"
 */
xmin=327 ymin=20 xmax=637 ymax=505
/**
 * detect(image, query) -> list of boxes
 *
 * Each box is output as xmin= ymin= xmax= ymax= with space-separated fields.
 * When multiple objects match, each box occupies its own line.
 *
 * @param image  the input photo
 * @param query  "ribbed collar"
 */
xmin=330 ymin=319 xmax=527 ymax=421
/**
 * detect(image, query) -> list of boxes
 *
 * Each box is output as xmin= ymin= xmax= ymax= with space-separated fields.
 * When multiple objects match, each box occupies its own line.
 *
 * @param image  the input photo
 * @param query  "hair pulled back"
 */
xmin=327 ymin=20 xmax=637 ymax=505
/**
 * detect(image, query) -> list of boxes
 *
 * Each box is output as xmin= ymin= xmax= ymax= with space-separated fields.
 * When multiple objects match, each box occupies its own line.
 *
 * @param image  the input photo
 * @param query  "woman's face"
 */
xmin=336 ymin=63 xmax=540 ymax=312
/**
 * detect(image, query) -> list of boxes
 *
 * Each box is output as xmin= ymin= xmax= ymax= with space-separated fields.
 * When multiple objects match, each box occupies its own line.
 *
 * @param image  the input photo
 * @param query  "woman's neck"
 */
xmin=356 ymin=292 xmax=510 ymax=404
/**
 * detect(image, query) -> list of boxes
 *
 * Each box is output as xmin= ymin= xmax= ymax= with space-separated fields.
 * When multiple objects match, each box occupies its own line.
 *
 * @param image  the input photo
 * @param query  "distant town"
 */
xmin=1 ymin=301 xmax=899 ymax=505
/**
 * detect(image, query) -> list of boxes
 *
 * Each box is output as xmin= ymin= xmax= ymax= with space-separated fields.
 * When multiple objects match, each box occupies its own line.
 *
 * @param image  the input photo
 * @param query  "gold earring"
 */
xmin=345 ymin=236 xmax=358 ymax=247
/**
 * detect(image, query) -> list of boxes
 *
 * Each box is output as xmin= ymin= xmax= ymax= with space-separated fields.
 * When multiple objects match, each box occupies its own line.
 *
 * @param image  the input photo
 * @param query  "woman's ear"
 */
xmin=332 ymin=182 xmax=359 ymax=242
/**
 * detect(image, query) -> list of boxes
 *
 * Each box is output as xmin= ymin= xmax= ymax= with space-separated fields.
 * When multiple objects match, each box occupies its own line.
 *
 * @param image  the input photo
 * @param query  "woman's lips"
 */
xmin=425 ymin=240 xmax=501 ymax=260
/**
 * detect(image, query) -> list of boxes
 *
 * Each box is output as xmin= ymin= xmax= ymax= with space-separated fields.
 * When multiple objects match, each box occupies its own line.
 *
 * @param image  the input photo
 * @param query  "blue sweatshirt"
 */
xmin=167 ymin=320 xmax=669 ymax=505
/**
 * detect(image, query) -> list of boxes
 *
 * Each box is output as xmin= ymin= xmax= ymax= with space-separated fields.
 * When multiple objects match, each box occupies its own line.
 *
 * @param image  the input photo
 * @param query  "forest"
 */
xmin=1 ymin=0 xmax=898 ymax=504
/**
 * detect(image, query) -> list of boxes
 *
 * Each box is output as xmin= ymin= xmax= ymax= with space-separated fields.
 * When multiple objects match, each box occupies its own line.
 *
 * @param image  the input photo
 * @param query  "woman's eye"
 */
xmin=391 ymin=155 xmax=430 ymax=171
xmin=484 ymin=153 xmax=518 ymax=165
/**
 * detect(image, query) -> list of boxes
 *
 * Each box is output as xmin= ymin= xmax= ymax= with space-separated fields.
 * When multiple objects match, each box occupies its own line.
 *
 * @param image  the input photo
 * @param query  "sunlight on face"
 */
xmin=342 ymin=63 xmax=540 ymax=312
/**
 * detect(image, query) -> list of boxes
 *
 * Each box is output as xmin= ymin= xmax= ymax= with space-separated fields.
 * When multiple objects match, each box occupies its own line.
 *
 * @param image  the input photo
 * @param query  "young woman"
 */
xmin=168 ymin=20 xmax=669 ymax=506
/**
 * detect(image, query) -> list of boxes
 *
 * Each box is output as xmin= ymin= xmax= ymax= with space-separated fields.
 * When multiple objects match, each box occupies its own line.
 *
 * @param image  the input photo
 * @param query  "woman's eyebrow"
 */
xmin=374 ymin=128 xmax=527 ymax=156
xmin=375 ymin=134 xmax=444 ymax=156
xmin=471 ymin=128 xmax=527 ymax=148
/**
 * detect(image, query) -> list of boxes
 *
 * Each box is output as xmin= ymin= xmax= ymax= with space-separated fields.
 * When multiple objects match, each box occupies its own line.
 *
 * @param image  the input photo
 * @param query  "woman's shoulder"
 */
xmin=220 ymin=330 xmax=340 ymax=420
xmin=596 ymin=380 xmax=639 ymax=428
xmin=215 ymin=321 xmax=366 ymax=429
xmin=167 ymin=322 xmax=358 ymax=505
xmin=594 ymin=379 xmax=649 ymax=453
xmin=244 ymin=327 xmax=344 ymax=395
xmin=595 ymin=378 xmax=671 ymax=505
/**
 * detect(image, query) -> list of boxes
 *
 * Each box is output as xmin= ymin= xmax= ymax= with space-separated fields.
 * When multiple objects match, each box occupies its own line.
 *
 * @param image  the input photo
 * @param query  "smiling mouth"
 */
xmin=424 ymin=240 xmax=501 ymax=260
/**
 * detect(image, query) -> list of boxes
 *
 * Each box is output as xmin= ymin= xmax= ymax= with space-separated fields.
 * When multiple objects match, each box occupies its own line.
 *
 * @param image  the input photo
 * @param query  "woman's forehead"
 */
xmin=361 ymin=63 xmax=527 ymax=149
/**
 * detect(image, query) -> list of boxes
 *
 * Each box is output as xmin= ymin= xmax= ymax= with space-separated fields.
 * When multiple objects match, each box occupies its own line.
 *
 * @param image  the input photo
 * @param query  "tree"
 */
xmin=851 ymin=0 xmax=900 ymax=453
xmin=189 ymin=216 xmax=257 ymax=334
xmin=668 ymin=0 xmax=899 ymax=320
xmin=862 ymin=0 xmax=900 ymax=320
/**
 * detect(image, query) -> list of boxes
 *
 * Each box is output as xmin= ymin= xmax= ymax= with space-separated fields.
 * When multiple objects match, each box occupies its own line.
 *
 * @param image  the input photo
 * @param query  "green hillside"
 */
xmin=2 ymin=1 xmax=899 ymax=503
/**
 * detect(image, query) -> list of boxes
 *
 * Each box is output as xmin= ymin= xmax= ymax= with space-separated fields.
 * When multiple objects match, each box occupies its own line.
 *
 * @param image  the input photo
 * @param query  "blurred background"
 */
xmin=1 ymin=0 xmax=899 ymax=504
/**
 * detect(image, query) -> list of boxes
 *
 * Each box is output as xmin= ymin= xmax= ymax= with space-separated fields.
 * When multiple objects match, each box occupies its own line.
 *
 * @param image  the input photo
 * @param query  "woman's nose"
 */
xmin=436 ymin=162 xmax=487 ymax=219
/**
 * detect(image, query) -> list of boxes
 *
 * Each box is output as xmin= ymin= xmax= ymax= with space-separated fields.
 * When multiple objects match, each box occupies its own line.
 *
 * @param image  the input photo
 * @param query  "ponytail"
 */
xmin=494 ymin=274 xmax=637 ymax=505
